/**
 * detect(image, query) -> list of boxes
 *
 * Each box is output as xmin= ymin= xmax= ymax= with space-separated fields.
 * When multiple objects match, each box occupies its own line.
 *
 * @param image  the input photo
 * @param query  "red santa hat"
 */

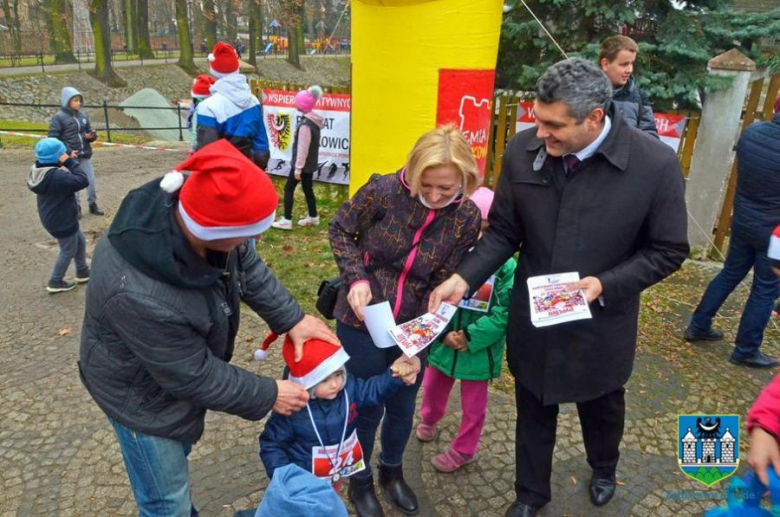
xmin=256 ymin=333 xmax=350 ymax=390
xmin=191 ymin=74 xmax=215 ymax=98
xmin=208 ymin=42 xmax=240 ymax=78
xmin=159 ymin=140 xmax=277 ymax=240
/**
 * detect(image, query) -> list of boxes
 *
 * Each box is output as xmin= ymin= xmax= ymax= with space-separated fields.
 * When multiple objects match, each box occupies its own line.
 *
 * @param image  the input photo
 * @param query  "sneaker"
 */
xmin=271 ymin=218 xmax=293 ymax=230
xmin=75 ymin=267 xmax=90 ymax=284
xmin=46 ymin=279 xmax=76 ymax=293
xmin=683 ymin=326 xmax=724 ymax=342
xmin=298 ymin=215 xmax=320 ymax=227
xmin=89 ymin=203 xmax=105 ymax=216
xmin=431 ymin=449 xmax=475 ymax=473
xmin=415 ymin=422 xmax=437 ymax=442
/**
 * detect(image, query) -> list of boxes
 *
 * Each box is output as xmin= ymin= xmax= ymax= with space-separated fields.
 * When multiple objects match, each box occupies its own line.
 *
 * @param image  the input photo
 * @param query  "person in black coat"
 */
xmin=684 ymin=98 xmax=780 ymax=368
xmin=27 ymin=137 xmax=90 ymax=293
xmin=430 ymin=58 xmax=689 ymax=516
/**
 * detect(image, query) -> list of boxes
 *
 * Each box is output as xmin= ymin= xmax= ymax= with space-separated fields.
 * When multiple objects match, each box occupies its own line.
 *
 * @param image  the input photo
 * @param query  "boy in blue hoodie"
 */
xmin=258 ymin=334 xmax=420 ymax=490
xmin=27 ymin=138 xmax=90 ymax=293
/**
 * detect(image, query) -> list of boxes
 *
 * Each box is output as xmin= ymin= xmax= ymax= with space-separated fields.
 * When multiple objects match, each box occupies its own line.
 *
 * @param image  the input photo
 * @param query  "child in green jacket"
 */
xmin=416 ymin=186 xmax=516 ymax=472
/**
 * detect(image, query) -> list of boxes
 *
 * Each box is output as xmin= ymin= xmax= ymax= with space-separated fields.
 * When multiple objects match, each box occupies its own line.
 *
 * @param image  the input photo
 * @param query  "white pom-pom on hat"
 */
xmin=309 ymin=85 xmax=323 ymax=99
xmin=254 ymin=333 xmax=279 ymax=361
xmin=207 ymin=53 xmax=216 ymax=62
xmin=160 ymin=170 xmax=184 ymax=193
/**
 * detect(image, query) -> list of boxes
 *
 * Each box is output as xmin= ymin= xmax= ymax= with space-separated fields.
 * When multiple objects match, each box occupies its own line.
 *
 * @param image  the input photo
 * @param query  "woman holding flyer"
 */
xmin=328 ymin=124 xmax=481 ymax=517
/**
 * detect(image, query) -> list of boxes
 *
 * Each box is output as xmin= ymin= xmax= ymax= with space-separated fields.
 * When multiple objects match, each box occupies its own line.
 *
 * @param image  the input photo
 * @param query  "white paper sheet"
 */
xmin=363 ymin=301 xmax=397 ymax=349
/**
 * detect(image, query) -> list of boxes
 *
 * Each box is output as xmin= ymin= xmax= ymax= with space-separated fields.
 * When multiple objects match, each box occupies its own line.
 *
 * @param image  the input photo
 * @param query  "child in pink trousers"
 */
xmin=416 ymin=187 xmax=516 ymax=472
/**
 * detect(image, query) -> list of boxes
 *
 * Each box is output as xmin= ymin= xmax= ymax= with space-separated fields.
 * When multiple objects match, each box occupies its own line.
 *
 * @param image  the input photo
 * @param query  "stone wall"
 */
xmin=0 ymin=64 xmax=195 ymax=124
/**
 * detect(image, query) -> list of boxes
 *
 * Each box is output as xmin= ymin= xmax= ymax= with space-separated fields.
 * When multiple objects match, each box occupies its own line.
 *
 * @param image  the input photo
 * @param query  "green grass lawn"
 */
xmin=0 ymin=120 xmax=152 ymax=149
xmin=258 ymin=177 xmax=349 ymax=318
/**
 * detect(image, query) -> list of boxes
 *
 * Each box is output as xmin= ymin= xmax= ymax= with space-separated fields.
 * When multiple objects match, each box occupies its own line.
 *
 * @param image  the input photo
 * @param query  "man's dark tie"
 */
xmin=563 ymin=154 xmax=581 ymax=176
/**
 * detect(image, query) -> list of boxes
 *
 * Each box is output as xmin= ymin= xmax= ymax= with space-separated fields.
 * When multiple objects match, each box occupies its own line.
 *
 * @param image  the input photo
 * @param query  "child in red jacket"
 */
xmin=747 ymin=375 xmax=780 ymax=487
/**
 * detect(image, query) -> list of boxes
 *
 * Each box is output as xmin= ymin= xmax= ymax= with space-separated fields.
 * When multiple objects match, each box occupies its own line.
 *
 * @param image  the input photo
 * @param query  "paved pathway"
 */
xmin=0 ymin=54 xmax=348 ymax=77
xmin=1 ymin=147 xmax=778 ymax=516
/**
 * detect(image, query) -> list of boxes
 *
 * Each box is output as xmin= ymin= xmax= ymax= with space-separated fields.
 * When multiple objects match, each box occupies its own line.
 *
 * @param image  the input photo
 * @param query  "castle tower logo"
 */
xmin=678 ymin=415 xmax=739 ymax=487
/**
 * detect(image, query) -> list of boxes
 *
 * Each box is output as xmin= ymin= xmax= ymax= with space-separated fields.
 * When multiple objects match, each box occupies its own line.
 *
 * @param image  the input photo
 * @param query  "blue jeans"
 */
xmin=51 ymin=230 xmax=87 ymax=283
xmin=108 ymin=417 xmax=199 ymax=517
xmin=336 ymin=322 xmax=425 ymax=477
xmin=690 ymin=233 xmax=780 ymax=358
xmin=76 ymin=158 xmax=97 ymax=205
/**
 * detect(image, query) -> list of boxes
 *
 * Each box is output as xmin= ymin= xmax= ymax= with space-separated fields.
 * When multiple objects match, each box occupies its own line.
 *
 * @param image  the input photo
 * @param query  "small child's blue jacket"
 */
xmin=259 ymin=370 xmax=401 ymax=479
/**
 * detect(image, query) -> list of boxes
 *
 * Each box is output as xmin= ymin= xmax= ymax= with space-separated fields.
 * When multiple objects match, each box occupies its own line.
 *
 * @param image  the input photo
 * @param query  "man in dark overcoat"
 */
xmin=430 ymin=58 xmax=689 ymax=517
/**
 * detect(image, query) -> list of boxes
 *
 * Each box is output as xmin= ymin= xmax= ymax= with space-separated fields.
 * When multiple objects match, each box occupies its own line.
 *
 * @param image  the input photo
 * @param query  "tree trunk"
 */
xmin=248 ymin=0 xmax=259 ymax=66
xmin=10 ymin=0 xmax=21 ymax=52
xmin=136 ymin=0 xmax=154 ymax=59
xmin=225 ymin=0 xmax=237 ymax=43
xmin=175 ymin=0 xmax=198 ymax=75
xmin=124 ymin=0 xmax=137 ymax=53
xmin=287 ymin=25 xmax=302 ymax=69
xmin=203 ymin=0 xmax=217 ymax=49
xmin=90 ymin=0 xmax=126 ymax=85
xmin=1 ymin=1 xmax=15 ymax=52
xmin=50 ymin=0 xmax=78 ymax=63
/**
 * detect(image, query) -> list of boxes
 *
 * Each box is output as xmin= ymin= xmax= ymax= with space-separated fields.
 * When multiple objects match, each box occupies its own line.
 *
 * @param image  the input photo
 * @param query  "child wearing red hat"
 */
xmin=187 ymin=75 xmax=215 ymax=155
xmin=258 ymin=333 xmax=420 ymax=491
xmin=195 ymin=42 xmax=271 ymax=169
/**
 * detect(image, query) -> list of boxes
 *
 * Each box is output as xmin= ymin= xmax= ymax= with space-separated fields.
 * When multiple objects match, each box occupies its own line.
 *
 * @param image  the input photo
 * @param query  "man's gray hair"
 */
xmin=535 ymin=58 xmax=613 ymax=122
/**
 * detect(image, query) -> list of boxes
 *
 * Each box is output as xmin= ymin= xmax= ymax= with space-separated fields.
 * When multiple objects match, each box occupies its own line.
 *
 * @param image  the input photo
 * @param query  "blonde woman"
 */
xmin=328 ymin=124 xmax=482 ymax=516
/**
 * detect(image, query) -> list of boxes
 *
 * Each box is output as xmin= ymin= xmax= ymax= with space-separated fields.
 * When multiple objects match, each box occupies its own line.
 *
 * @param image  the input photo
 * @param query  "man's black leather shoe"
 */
xmin=504 ymin=500 xmax=539 ymax=517
xmin=589 ymin=475 xmax=616 ymax=506
xmin=348 ymin=474 xmax=385 ymax=517
xmin=378 ymin=463 xmax=418 ymax=515
xmin=683 ymin=326 xmax=724 ymax=342
xmin=729 ymin=351 xmax=780 ymax=368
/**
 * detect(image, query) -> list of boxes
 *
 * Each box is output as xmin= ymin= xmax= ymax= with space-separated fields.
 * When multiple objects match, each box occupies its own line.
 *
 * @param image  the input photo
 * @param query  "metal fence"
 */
xmin=0 ymin=100 xmax=187 ymax=143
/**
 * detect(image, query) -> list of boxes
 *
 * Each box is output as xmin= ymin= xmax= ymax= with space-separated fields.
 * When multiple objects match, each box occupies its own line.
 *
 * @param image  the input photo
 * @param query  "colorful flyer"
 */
xmin=388 ymin=303 xmax=458 ymax=357
xmin=311 ymin=429 xmax=365 ymax=483
xmin=527 ymin=272 xmax=592 ymax=328
xmin=458 ymin=274 xmax=495 ymax=313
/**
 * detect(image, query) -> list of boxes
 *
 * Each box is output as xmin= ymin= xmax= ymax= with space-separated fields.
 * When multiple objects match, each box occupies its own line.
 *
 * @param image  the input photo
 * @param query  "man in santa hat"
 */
xmin=79 ymin=140 xmax=337 ymax=515
xmin=195 ymin=41 xmax=271 ymax=169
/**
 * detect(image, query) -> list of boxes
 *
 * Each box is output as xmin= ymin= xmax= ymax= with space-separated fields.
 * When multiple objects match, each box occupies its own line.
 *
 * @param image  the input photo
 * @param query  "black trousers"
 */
xmin=283 ymin=171 xmax=317 ymax=220
xmin=514 ymin=382 xmax=625 ymax=508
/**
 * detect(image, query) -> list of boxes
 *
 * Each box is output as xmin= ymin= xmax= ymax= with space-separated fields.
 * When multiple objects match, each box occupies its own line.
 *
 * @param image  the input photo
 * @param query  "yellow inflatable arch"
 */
xmin=350 ymin=0 xmax=504 ymax=194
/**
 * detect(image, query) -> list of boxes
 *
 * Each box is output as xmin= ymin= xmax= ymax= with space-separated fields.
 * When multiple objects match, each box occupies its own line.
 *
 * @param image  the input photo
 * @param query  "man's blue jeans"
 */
xmin=690 ymin=233 xmax=780 ymax=358
xmin=108 ymin=417 xmax=199 ymax=517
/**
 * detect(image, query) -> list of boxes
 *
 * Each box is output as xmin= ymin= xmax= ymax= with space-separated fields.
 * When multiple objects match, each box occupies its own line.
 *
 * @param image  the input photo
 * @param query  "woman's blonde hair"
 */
xmin=405 ymin=124 xmax=480 ymax=199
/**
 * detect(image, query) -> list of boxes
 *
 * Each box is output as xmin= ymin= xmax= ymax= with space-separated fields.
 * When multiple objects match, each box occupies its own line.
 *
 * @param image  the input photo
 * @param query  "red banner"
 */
xmin=436 ymin=69 xmax=496 ymax=180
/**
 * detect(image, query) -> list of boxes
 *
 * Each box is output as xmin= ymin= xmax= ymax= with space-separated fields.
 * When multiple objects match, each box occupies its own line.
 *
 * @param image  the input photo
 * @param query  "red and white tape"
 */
xmin=0 ymin=130 xmax=188 ymax=153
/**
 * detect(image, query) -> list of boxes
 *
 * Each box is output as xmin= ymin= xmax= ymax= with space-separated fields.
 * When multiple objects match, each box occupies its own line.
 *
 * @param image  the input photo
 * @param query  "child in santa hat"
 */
xmin=187 ymin=74 xmax=215 ymax=155
xmin=416 ymin=187 xmax=517 ymax=473
xmin=272 ymin=85 xmax=324 ymax=230
xmin=195 ymin=42 xmax=270 ymax=169
xmin=257 ymin=333 xmax=420 ymax=491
